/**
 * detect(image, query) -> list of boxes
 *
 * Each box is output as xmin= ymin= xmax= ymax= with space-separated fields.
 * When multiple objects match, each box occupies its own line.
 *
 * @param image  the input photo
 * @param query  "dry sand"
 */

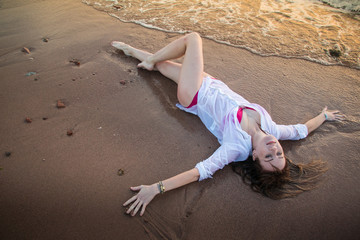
xmin=0 ymin=0 xmax=359 ymax=239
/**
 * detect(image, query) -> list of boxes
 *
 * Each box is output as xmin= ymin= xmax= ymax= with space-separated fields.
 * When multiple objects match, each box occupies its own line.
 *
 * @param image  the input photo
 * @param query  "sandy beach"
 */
xmin=0 ymin=0 xmax=359 ymax=239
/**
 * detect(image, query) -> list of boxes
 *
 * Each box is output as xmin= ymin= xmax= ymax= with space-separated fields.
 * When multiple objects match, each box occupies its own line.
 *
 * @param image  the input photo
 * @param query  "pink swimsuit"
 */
xmin=188 ymin=91 xmax=254 ymax=123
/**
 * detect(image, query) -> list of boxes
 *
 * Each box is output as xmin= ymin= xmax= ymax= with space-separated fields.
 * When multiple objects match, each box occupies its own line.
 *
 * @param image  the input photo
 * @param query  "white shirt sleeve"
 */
xmin=276 ymin=124 xmax=308 ymax=140
xmin=195 ymin=143 xmax=243 ymax=181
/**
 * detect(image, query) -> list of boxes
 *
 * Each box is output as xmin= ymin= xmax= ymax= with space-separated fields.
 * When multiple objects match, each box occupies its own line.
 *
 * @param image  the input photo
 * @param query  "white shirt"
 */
xmin=177 ymin=76 xmax=308 ymax=181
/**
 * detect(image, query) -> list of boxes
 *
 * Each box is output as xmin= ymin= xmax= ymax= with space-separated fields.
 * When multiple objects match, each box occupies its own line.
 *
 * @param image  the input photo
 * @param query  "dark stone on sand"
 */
xmin=120 ymin=80 xmax=126 ymax=85
xmin=67 ymin=130 xmax=73 ymax=136
xmin=329 ymin=49 xmax=341 ymax=58
xmin=117 ymin=169 xmax=125 ymax=176
xmin=56 ymin=100 xmax=66 ymax=108
xmin=113 ymin=4 xmax=124 ymax=10
xmin=42 ymin=38 xmax=49 ymax=42
xmin=70 ymin=59 xmax=81 ymax=66
xmin=42 ymin=117 xmax=48 ymax=120
xmin=5 ymin=152 xmax=11 ymax=157
xmin=25 ymin=117 xmax=32 ymax=123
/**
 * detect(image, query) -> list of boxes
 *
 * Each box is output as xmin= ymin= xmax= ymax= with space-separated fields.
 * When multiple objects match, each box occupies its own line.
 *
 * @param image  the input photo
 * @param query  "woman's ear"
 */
xmin=252 ymin=150 xmax=257 ymax=161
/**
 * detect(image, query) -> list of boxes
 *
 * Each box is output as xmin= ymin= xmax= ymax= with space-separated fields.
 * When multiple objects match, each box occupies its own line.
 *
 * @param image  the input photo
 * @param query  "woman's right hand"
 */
xmin=123 ymin=184 xmax=159 ymax=216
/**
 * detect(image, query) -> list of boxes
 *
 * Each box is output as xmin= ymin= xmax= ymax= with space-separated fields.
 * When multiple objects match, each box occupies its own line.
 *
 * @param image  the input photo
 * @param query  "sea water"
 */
xmin=83 ymin=0 xmax=360 ymax=69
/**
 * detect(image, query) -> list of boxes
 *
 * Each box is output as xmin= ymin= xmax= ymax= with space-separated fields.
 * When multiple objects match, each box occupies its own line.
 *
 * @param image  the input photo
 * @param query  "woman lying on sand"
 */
xmin=111 ymin=33 xmax=344 ymax=216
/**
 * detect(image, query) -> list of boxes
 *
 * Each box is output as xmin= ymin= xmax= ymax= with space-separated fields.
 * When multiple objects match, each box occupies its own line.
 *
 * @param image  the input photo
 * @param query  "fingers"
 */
xmin=125 ymin=198 xmax=146 ymax=217
xmin=126 ymin=199 xmax=140 ymax=215
xmin=140 ymin=204 xmax=147 ymax=216
xmin=327 ymin=112 xmax=346 ymax=121
xmin=334 ymin=114 xmax=346 ymax=121
xmin=130 ymin=185 xmax=142 ymax=191
xmin=123 ymin=186 xmax=143 ymax=206
xmin=132 ymin=200 xmax=143 ymax=216
xmin=123 ymin=194 xmax=137 ymax=207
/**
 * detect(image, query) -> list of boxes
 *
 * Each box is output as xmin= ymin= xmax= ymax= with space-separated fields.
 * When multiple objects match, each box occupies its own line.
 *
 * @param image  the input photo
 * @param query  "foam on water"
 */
xmin=83 ymin=0 xmax=360 ymax=69
xmin=321 ymin=0 xmax=360 ymax=12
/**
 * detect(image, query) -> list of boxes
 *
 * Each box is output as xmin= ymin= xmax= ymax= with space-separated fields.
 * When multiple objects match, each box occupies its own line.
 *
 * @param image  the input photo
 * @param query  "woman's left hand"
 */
xmin=322 ymin=106 xmax=346 ymax=121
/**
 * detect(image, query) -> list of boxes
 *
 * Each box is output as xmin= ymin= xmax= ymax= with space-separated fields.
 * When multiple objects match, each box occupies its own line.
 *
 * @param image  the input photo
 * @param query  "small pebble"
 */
xmin=26 ymin=72 xmax=36 ymax=76
xmin=42 ymin=38 xmax=49 ymax=42
xmin=67 ymin=130 xmax=73 ymax=136
xmin=118 ymin=169 xmax=125 ymax=176
xmin=25 ymin=117 xmax=32 ymax=123
xmin=120 ymin=80 xmax=126 ymax=85
xmin=70 ymin=59 xmax=81 ymax=66
xmin=5 ymin=152 xmax=11 ymax=157
xmin=42 ymin=117 xmax=48 ymax=120
xmin=22 ymin=47 xmax=31 ymax=54
xmin=56 ymin=100 xmax=66 ymax=108
xmin=113 ymin=4 xmax=123 ymax=10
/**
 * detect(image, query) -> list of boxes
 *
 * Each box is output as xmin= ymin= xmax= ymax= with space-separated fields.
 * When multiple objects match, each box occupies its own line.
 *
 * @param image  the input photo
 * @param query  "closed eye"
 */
xmin=265 ymin=155 xmax=273 ymax=162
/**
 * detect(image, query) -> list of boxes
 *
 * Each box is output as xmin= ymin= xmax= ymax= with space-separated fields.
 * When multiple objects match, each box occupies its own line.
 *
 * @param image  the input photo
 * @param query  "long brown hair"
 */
xmin=231 ymin=156 xmax=328 ymax=199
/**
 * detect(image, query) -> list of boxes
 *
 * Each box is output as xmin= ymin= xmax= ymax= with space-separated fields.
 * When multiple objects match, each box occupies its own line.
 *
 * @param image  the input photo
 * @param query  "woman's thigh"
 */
xmin=177 ymin=33 xmax=204 ymax=107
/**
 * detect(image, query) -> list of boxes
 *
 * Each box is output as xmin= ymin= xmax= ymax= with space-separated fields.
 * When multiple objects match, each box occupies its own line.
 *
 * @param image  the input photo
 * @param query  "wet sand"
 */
xmin=0 ymin=0 xmax=359 ymax=239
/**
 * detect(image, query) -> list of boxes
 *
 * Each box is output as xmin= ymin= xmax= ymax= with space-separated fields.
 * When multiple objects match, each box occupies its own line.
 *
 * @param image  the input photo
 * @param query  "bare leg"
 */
xmin=112 ymin=41 xmax=182 ymax=83
xmin=112 ymin=33 xmax=205 ymax=106
xmin=137 ymin=33 xmax=204 ymax=106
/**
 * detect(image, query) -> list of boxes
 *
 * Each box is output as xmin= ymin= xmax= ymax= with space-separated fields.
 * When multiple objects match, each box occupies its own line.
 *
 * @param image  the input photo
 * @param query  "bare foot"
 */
xmin=111 ymin=41 xmax=133 ymax=56
xmin=137 ymin=58 xmax=155 ymax=71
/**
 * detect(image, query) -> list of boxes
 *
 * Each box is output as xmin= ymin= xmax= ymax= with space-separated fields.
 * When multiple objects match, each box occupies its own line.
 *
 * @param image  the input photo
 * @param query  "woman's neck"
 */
xmin=246 ymin=117 xmax=265 ymax=145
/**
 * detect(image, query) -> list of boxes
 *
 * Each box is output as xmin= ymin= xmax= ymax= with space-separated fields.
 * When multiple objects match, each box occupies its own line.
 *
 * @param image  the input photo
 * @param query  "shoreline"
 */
xmin=0 ymin=0 xmax=359 ymax=239
xmin=83 ymin=0 xmax=360 ymax=70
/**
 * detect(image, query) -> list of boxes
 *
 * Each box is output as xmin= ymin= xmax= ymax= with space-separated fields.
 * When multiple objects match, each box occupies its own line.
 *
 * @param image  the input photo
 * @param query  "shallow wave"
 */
xmin=83 ymin=0 xmax=360 ymax=69
xmin=320 ymin=0 xmax=360 ymax=12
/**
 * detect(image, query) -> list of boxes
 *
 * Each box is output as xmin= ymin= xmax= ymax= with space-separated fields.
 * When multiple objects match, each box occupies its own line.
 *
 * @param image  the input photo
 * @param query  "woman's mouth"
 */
xmin=266 ymin=141 xmax=276 ymax=145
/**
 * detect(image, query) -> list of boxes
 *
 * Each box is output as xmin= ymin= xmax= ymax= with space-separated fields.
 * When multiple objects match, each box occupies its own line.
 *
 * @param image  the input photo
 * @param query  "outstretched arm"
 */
xmin=123 ymin=168 xmax=200 ymax=216
xmin=305 ymin=106 xmax=345 ymax=134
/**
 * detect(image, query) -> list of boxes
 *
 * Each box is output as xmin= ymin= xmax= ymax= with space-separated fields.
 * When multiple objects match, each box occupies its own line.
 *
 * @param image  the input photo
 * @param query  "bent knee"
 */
xmin=177 ymin=91 xmax=192 ymax=107
xmin=185 ymin=32 xmax=202 ymax=44
xmin=177 ymin=86 xmax=197 ymax=107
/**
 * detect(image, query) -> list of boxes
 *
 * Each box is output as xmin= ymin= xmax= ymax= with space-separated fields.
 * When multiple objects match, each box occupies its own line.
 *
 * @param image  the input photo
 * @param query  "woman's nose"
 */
xmin=269 ymin=145 xmax=277 ymax=151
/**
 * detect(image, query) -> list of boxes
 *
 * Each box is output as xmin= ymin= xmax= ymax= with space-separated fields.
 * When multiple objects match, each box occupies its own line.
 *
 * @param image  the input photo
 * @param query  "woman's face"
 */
xmin=253 ymin=135 xmax=286 ymax=172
